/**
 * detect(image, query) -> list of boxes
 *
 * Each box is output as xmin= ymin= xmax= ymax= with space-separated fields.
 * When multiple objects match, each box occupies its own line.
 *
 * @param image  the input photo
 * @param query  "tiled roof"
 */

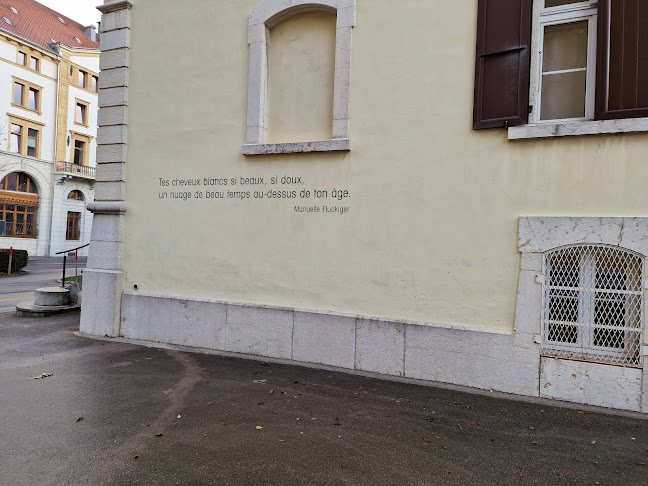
xmin=0 ymin=0 xmax=99 ymax=54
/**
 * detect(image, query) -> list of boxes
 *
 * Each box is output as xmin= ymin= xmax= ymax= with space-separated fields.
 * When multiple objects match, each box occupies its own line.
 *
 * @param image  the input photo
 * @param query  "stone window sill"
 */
xmin=508 ymin=117 xmax=648 ymax=140
xmin=242 ymin=138 xmax=351 ymax=156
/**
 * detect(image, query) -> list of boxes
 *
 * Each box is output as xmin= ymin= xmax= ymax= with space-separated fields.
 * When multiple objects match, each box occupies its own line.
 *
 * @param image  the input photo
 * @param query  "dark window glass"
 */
xmin=28 ymin=88 xmax=38 ymax=111
xmin=27 ymin=128 xmax=37 ymax=157
xmin=13 ymin=82 xmax=23 ymax=105
xmin=73 ymin=140 xmax=85 ymax=165
xmin=9 ymin=124 xmax=21 ymax=153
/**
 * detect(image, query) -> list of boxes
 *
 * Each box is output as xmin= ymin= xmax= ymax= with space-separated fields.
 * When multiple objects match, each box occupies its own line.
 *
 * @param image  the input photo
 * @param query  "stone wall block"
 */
xmin=99 ymin=67 xmax=129 ymax=90
xmin=101 ymin=9 xmax=130 ymax=32
xmin=89 ymin=213 xmax=124 ymax=242
xmin=100 ymin=28 xmax=130 ymax=51
xmin=98 ymin=125 xmax=127 ymax=145
xmin=94 ymin=181 xmax=125 ymax=201
xmin=514 ymin=270 xmax=543 ymax=334
xmin=95 ymin=162 xmax=126 ymax=182
xmin=520 ymin=252 xmax=543 ymax=272
xmin=225 ymin=305 xmax=293 ymax=359
xmin=100 ymin=48 xmax=130 ymax=71
xmin=98 ymin=105 xmax=128 ymax=127
xmin=121 ymin=294 xmax=227 ymax=350
xmin=540 ymin=358 xmax=642 ymax=412
xmin=292 ymin=312 xmax=356 ymax=368
xmin=99 ymin=87 xmax=128 ymax=108
xmin=356 ymin=319 xmax=405 ymax=376
xmin=87 ymin=240 xmax=123 ymax=270
xmin=96 ymin=144 xmax=127 ymax=164
xmin=79 ymin=269 xmax=124 ymax=336
xmin=405 ymin=326 xmax=540 ymax=396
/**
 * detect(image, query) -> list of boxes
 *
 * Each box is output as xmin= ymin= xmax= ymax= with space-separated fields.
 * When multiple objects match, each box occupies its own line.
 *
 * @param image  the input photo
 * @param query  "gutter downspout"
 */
xmin=48 ymin=45 xmax=61 ymax=257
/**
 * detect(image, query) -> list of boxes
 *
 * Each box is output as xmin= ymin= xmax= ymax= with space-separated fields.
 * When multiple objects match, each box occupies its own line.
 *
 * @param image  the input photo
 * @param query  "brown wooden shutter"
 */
xmin=472 ymin=0 xmax=533 ymax=130
xmin=596 ymin=0 xmax=648 ymax=120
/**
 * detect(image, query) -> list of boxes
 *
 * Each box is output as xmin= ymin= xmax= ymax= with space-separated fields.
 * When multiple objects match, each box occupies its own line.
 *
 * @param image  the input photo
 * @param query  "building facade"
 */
xmin=0 ymin=0 xmax=99 ymax=256
xmin=83 ymin=0 xmax=648 ymax=413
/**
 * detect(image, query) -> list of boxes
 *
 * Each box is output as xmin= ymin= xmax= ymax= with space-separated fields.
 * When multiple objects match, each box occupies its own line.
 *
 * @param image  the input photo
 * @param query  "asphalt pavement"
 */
xmin=0 ymin=256 xmax=86 ymax=311
xmin=1 ymin=311 xmax=647 ymax=485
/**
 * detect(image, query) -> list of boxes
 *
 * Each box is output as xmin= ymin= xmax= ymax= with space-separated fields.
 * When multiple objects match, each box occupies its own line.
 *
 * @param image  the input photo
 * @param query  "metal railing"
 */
xmin=56 ymin=243 xmax=90 ymax=288
xmin=55 ymin=162 xmax=96 ymax=178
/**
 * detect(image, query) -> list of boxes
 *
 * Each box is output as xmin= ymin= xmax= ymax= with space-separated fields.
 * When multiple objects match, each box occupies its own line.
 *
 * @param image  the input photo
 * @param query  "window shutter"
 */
xmin=596 ymin=0 xmax=648 ymax=120
xmin=472 ymin=0 xmax=533 ymax=130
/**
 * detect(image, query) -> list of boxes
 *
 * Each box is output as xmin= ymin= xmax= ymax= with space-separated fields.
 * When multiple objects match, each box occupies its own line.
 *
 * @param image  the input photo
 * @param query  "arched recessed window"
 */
xmin=542 ymin=244 xmax=644 ymax=366
xmin=243 ymin=0 xmax=356 ymax=155
xmin=68 ymin=190 xmax=85 ymax=201
xmin=0 ymin=172 xmax=39 ymax=238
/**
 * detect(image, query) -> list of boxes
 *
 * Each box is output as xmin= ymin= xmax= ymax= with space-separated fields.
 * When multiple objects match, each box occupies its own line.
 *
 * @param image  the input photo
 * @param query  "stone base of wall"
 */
xmin=76 ymin=291 xmax=648 ymax=412
xmin=117 ymin=292 xmax=543 ymax=388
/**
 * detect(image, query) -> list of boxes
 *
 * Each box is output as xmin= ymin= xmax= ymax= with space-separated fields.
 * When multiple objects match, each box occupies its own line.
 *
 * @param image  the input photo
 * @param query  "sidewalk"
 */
xmin=1 ymin=311 xmax=647 ymax=486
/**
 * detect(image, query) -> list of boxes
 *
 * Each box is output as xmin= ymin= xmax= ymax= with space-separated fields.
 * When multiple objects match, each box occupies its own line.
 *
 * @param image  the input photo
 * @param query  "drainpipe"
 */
xmin=48 ymin=46 xmax=61 ymax=257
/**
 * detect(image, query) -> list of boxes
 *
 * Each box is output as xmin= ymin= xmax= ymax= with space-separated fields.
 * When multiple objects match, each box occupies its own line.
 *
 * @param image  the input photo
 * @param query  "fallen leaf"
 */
xmin=155 ymin=433 xmax=163 ymax=437
xmin=268 ymin=390 xmax=275 ymax=394
xmin=577 ymin=411 xmax=587 ymax=415
xmin=133 ymin=455 xmax=139 ymax=460
xmin=531 ymin=441 xmax=538 ymax=445
xmin=177 ymin=415 xmax=182 ymax=419
xmin=591 ymin=440 xmax=597 ymax=444
xmin=528 ymin=426 xmax=536 ymax=430
xmin=207 ymin=402 xmax=214 ymax=405
xmin=31 ymin=373 xmax=53 ymax=380
xmin=256 ymin=426 xmax=263 ymax=430
xmin=76 ymin=417 xmax=84 ymax=422
xmin=279 ymin=440 xmax=285 ymax=443
xmin=296 ymin=418 xmax=300 ymax=421
xmin=458 ymin=425 xmax=463 ymax=430
xmin=311 ymin=418 xmax=317 ymax=421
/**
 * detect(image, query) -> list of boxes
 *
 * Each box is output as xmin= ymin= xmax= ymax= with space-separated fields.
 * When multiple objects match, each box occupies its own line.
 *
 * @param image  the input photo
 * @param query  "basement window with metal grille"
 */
xmin=542 ymin=245 xmax=644 ymax=367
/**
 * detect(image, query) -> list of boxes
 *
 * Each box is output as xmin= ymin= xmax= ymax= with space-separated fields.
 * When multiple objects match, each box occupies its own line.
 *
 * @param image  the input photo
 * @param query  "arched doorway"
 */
xmin=0 ymin=172 xmax=39 ymax=238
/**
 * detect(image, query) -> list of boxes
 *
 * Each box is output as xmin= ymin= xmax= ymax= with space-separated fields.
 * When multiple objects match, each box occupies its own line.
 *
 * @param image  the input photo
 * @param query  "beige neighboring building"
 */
xmin=0 ymin=0 xmax=99 ymax=256
xmin=84 ymin=0 xmax=648 ymax=413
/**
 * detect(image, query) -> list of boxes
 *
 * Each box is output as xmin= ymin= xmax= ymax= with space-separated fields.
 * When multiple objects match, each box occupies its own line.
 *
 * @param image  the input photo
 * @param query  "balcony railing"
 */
xmin=55 ymin=162 xmax=95 ymax=179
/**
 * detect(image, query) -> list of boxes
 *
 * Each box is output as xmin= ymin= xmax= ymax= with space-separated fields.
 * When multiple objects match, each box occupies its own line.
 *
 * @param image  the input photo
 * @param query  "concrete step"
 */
xmin=16 ymin=300 xmax=80 ymax=317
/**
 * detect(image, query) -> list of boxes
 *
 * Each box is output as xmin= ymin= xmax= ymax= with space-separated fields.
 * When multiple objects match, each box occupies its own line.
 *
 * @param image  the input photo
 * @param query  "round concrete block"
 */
xmin=35 ymin=287 xmax=71 ymax=307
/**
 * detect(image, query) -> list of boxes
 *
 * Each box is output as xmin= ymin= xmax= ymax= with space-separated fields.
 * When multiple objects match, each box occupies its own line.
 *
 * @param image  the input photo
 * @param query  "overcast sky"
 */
xmin=36 ymin=0 xmax=102 ymax=27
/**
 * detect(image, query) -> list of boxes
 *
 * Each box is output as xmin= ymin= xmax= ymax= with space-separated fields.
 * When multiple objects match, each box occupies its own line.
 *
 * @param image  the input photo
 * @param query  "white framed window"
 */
xmin=542 ymin=244 xmax=644 ymax=367
xmin=536 ymin=1 xmax=597 ymax=122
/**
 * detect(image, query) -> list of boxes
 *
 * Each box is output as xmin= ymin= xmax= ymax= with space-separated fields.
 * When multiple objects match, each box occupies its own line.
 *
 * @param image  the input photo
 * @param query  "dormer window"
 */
xmin=9 ymin=7 xmax=18 ymax=14
xmin=3 ymin=17 xmax=12 ymax=25
xmin=58 ymin=16 xmax=65 ymax=24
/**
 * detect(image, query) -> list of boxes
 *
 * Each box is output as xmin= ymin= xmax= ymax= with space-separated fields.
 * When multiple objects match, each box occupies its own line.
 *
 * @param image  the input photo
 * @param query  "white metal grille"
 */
xmin=542 ymin=245 xmax=644 ymax=367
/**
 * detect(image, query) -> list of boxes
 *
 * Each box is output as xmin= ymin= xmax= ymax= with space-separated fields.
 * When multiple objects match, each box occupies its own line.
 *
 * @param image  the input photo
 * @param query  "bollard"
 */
xmin=7 ymin=246 xmax=12 ymax=275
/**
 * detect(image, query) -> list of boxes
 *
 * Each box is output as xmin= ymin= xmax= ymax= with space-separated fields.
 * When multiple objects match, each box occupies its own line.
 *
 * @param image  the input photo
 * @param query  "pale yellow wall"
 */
xmin=124 ymin=0 xmax=648 ymax=331
xmin=267 ymin=11 xmax=336 ymax=144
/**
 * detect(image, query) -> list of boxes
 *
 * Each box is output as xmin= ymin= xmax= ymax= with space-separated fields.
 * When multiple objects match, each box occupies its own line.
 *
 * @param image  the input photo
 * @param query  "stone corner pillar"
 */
xmin=80 ymin=0 xmax=132 ymax=337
